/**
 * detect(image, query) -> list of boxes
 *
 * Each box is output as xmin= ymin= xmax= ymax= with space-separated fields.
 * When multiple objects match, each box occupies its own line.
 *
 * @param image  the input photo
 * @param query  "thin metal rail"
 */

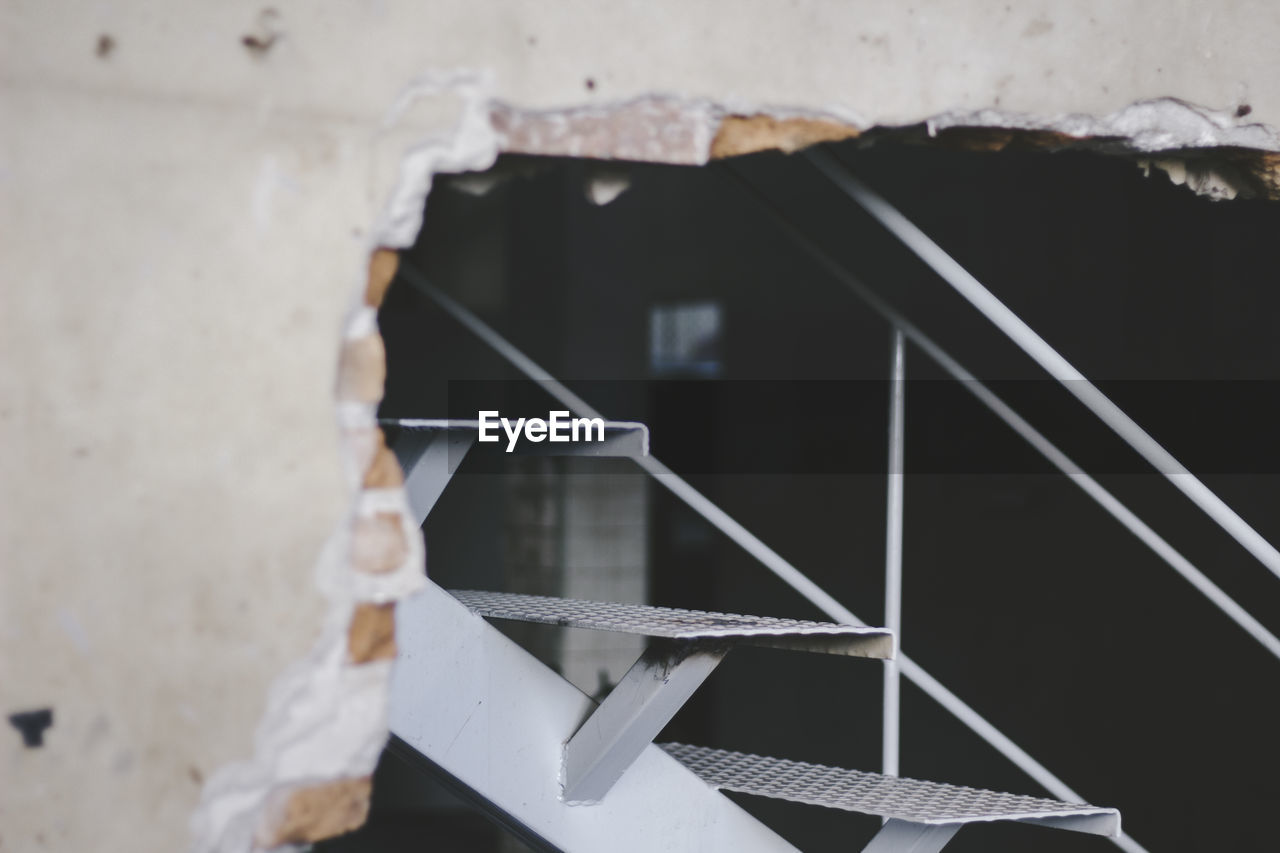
xmin=806 ymin=146 xmax=1280 ymax=585
xmin=396 ymin=263 xmax=1148 ymax=853
xmin=883 ymin=330 xmax=906 ymax=779
xmin=402 ymin=270 xmax=856 ymax=622
xmin=722 ymin=163 xmax=1280 ymax=665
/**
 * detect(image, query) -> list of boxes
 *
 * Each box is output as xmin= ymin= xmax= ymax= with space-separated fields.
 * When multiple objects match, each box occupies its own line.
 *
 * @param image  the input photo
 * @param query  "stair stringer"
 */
xmin=389 ymin=580 xmax=800 ymax=853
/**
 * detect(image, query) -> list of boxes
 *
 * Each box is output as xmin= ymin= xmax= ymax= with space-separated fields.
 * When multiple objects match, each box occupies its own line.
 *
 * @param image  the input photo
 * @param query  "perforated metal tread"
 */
xmin=449 ymin=590 xmax=894 ymax=659
xmin=660 ymin=744 xmax=1119 ymax=835
xmin=380 ymin=418 xmax=649 ymax=458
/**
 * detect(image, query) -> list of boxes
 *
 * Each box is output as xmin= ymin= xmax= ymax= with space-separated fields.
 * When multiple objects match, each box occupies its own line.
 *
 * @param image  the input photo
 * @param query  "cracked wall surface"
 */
xmin=3 ymin=1 xmax=1280 ymax=852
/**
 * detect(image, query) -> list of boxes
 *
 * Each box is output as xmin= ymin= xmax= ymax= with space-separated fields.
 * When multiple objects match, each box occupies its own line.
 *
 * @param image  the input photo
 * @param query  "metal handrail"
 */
xmin=396 ymin=263 xmax=1150 ymax=853
xmin=806 ymin=147 xmax=1280 ymax=585
xmin=723 ymin=161 xmax=1280 ymax=665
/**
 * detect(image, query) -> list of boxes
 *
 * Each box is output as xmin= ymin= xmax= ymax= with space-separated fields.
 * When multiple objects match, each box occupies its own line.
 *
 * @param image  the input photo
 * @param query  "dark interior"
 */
xmin=320 ymin=139 xmax=1280 ymax=852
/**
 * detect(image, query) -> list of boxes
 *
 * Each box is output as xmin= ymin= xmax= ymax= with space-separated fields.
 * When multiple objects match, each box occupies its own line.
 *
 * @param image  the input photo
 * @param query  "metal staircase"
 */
xmin=384 ymin=419 xmax=1121 ymax=852
xmin=380 ymin=148 xmax=1280 ymax=851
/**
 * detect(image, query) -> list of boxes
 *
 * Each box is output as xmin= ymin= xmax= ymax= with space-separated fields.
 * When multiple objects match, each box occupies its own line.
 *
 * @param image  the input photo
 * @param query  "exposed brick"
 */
xmin=362 ymin=430 xmax=404 ymax=489
xmin=347 ymin=603 xmax=396 ymax=663
xmin=710 ymin=114 xmax=860 ymax=159
xmin=365 ymin=248 xmax=399 ymax=308
xmin=257 ymin=777 xmax=373 ymax=847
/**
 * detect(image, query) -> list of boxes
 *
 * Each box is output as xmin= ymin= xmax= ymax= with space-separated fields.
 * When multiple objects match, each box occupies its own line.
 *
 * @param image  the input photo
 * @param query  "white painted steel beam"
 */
xmin=397 ymin=263 xmax=1146 ymax=853
xmin=390 ymin=582 xmax=801 ymax=853
xmin=862 ymin=820 xmax=959 ymax=853
xmin=391 ymin=424 xmax=476 ymax=526
xmin=451 ymin=589 xmax=892 ymax=801
xmin=562 ymin=643 xmax=724 ymax=803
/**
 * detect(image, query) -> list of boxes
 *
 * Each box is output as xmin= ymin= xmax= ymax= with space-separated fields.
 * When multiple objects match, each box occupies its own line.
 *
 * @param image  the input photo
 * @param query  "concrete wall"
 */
xmin=3 ymin=2 xmax=1279 ymax=851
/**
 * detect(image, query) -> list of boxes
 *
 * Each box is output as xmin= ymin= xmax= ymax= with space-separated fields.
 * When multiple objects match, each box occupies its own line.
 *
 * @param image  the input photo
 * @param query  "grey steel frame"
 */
xmin=391 ymin=153 xmax=1279 ymax=847
xmin=450 ymin=589 xmax=893 ymax=803
xmin=560 ymin=643 xmax=723 ymax=803
xmin=390 ymin=435 xmax=802 ymax=851
xmin=398 ymin=262 xmax=1145 ymax=852
xmin=390 ymin=438 xmax=1114 ymax=852
xmin=863 ymin=822 xmax=958 ymax=853
xmin=390 ymin=583 xmax=803 ymax=853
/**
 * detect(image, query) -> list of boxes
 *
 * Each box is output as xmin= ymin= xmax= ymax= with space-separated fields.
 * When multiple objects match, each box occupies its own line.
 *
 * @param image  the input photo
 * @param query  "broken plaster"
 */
xmin=188 ymin=69 xmax=505 ymax=853
xmin=376 ymin=69 xmax=503 ymax=248
xmin=923 ymin=97 xmax=1279 ymax=153
xmin=492 ymin=94 xmax=1280 ymax=200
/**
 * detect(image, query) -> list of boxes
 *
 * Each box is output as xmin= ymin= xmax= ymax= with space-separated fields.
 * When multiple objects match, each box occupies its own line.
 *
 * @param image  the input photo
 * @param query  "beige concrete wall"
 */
xmin=2 ymin=2 xmax=1278 ymax=852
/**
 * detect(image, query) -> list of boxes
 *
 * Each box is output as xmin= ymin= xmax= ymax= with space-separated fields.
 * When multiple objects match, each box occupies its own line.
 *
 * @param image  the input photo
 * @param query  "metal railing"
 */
xmin=882 ymin=330 xmax=906 ymax=780
xmin=402 ymin=263 xmax=1152 ymax=849
xmin=397 ymin=154 xmax=1274 ymax=853
xmin=806 ymin=148 xmax=1280 ymax=585
xmin=723 ymin=155 xmax=1280 ymax=665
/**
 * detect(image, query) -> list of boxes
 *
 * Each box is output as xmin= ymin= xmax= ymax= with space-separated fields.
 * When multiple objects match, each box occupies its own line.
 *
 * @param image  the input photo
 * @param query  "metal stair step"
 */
xmin=389 ymin=582 xmax=803 ymax=853
xmin=380 ymin=417 xmax=649 ymax=459
xmin=451 ymin=590 xmax=892 ymax=803
xmin=660 ymin=743 xmax=1119 ymax=837
xmin=384 ymin=417 xmax=650 ymax=525
xmin=449 ymin=590 xmax=894 ymax=659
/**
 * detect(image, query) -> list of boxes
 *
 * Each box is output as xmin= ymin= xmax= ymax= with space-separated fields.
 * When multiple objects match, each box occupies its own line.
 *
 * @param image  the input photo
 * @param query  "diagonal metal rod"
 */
xmin=395 ymin=263 xmax=1147 ymax=853
xmin=806 ymin=146 xmax=1280 ymax=585
xmin=722 ymin=160 xmax=1280 ymax=665
xmin=400 ymin=269 xmax=856 ymax=622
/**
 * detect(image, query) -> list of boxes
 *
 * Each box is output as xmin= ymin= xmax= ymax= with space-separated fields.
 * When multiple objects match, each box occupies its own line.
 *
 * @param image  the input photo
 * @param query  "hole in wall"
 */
xmin=340 ymin=137 xmax=1280 ymax=852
